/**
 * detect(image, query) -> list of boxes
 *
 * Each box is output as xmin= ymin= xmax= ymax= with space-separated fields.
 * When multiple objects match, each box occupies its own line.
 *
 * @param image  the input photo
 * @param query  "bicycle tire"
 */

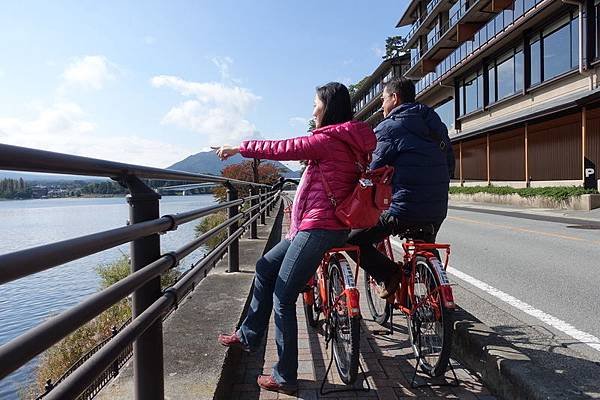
xmin=303 ymin=273 xmax=321 ymax=328
xmin=406 ymin=255 xmax=453 ymax=377
xmin=328 ymin=255 xmax=360 ymax=385
xmin=364 ymin=270 xmax=391 ymax=325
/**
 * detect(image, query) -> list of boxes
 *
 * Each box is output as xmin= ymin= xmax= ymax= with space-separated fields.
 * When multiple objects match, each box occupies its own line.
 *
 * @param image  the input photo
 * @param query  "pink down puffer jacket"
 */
xmin=240 ymin=120 xmax=376 ymax=238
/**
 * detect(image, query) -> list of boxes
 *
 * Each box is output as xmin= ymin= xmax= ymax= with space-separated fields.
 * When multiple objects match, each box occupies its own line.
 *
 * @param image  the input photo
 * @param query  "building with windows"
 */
xmin=398 ymin=0 xmax=599 ymax=189
xmin=351 ymin=55 xmax=411 ymax=127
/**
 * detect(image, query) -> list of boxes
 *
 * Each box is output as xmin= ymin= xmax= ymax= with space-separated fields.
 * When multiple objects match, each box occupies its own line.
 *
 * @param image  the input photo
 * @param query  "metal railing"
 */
xmin=0 ymin=143 xmax=282 ymax=400
xmin=410 ymin=1 xmax=471 ymax=69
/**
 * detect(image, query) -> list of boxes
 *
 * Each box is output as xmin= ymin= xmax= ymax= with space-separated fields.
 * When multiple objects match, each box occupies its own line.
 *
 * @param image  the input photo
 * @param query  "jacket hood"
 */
xmin=313 ymin=120 xmax=376 ymax=160
xmin=387 ymin=103 xmax=444 ymax=138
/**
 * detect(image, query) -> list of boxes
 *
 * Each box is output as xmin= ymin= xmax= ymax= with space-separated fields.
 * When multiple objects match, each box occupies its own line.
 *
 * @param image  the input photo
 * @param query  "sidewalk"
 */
xmin=229 ymin=294 xmax=496 ymax=399
xmin=449 ymin=199 xmax=600 ymax=223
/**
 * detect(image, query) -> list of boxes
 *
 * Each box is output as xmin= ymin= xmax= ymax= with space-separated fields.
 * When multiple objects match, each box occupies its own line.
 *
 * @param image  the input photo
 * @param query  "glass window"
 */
xmin=464 ymin=74 xmax=479 ymax=114
xmin=515 ymin=49 xmax=524 ymax=91
xmin=530 ymin=36 xmax=541 ymax=86
xmin=571 ymin=16 xmax=579 ymax=68
xmin=482 ymin=26 xmax=489 ymax=44
xmin=497 ymin=55 xmax=514 ymax=100
xmin=449 ymin=1 xmax=460 ymax=26
xmin=488 ymin=63 xmax=496 ymax=103
xmin=477 ymin=72 xmax=484 ymax=109
xmin=543 ymin=22 xmax=571 ymax=80
xmin=495 ymin=12 xmax=504 ymax=33
xmin=503 ymin=8 xmax=513 ymax=27
xmin=514 ymin=0 xmax=524 ymax=19
xmin=524 ymin=0 xmax=536 ymax=13
xmin=435 ymin=98 xmax=455 ymax=131
xmin=486 ymin=19 xmax=495 ymax=39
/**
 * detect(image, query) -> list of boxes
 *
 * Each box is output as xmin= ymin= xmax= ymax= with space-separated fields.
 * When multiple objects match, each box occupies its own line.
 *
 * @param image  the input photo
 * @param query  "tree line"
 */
xmin=0 ymin=178 xmax=32 ymax=199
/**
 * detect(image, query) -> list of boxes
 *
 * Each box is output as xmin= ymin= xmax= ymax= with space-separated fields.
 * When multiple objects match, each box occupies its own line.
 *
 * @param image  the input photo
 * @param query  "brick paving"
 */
xmin=229 ymin=293 xmax=496 ymax=399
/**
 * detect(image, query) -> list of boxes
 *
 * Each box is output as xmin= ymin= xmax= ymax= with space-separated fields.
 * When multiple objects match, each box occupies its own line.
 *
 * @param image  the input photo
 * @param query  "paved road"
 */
xmin=412 ymin=205 xmax=600 ymax=396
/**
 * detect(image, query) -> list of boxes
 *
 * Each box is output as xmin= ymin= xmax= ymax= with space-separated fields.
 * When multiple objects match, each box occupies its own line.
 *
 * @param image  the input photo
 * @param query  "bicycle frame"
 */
xmin=302 ymin=245 xmax=362 ymax=320
xmin=380 ymin=237 xmax=455 ymax=316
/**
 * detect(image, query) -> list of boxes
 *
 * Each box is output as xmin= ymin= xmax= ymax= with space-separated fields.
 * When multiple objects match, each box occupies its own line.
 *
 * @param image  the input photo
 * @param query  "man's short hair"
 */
xmin=384 ymin=77 xmax=416 ymax=103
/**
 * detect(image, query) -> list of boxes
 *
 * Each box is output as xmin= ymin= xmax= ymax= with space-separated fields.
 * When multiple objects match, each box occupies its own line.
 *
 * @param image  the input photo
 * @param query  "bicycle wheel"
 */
xmin=364 ymin=271 xmax=391 ymax=325
xmin=328 ymin=256 xmax=360 ymax=385
xmin=406 ymin=256 xmax=453 ymax=377
xmin=303 ymin=273 xmax=321 ymax=328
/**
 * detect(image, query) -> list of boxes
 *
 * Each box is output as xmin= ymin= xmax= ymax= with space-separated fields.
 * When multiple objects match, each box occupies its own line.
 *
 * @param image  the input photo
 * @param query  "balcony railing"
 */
xmin=409 ymin=1 xmax=470 ymax=68
xmin=415 ymin=0 xmax=544 ymax=96
xmin=405 ymin=0 xmax=443 ymax=44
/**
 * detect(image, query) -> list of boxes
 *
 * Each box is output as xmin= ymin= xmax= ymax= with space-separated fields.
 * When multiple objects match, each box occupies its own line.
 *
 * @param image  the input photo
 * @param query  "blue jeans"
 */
xmin=237 ymin=229 xmax=348 ymax=385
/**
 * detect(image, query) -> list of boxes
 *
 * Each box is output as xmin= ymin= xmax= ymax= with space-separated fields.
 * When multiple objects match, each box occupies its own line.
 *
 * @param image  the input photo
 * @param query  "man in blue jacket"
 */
xmin=348 ymin=77 xmax=454 ymax=298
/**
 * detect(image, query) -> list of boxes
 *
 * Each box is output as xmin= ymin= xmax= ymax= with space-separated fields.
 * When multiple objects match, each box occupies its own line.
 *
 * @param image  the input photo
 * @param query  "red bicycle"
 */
xmin=302 ymin=245 xmax=362 ymax=385
xmin=364 ymin=228 xmax=455 ymax=377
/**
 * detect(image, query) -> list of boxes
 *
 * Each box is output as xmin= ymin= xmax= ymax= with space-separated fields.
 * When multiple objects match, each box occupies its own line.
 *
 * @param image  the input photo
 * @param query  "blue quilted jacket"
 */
xmin=370 ymin=103 xmax=454 ymax=223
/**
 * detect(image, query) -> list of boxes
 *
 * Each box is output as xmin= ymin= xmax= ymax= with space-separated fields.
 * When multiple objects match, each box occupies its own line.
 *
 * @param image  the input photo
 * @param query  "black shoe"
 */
xmin=378 ymin=267 xmax=403 ymax=299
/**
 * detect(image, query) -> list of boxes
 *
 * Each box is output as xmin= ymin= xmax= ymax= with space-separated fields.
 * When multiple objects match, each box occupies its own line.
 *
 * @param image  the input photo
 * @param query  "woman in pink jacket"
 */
xmin=215 ymin=82 xmax=376 ymax=394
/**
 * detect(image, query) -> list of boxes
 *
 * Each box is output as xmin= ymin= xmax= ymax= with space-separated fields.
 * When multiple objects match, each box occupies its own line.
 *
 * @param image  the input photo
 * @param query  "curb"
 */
xmin=452 ymin=307 xmax=589 ymax=400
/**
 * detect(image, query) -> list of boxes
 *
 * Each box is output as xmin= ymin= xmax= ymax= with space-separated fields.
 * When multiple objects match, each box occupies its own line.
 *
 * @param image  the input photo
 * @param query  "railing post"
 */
xmin=250 ymin=187 xmax=258 ymax=239
xmin=125 ymin=176 xmax=164 ymax=400
xmin=111 ymin=326 xmax=119 ymax=376
xmin=266 ymin=189 xmax=271 ymax=217
xmin=44 ymin=379 xmax=54 ymax=394
xmin=260 ymin=188 xmax=266 ymax=225
xmin=226 ymin=183 xmax=239 ymax=273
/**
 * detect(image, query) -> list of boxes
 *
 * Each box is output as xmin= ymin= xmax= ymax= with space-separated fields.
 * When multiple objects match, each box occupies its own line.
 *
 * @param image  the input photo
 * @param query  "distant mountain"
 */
xmin=167 ymin=151 xmax=301 ymax=179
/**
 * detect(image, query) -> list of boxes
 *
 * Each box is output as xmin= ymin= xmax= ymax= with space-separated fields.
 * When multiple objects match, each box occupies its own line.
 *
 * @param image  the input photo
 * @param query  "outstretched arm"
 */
xmin=215 ymin=134 xmax=331 ymax=162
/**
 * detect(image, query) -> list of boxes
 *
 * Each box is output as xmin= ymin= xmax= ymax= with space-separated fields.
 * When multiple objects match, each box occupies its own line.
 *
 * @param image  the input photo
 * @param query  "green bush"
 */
xmin=29 ymin=255 xmax=180 ymax=397
xmin=449 ymin=185 xmax=598 ymax=202
xmin=194 ymin=211 xmax=228 ymax=250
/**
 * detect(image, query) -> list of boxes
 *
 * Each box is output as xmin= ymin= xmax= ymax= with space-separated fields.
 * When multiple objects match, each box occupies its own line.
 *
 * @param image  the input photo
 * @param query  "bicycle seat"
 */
xmin=396 ymin=224 xmax=435 ymax=240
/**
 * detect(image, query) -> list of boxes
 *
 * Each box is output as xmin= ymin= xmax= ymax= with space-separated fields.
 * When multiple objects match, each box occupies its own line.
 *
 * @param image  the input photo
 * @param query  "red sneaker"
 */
xmin=217 ymin=331 xmax=250 ymax=352
xmin=256 ymin=374 xmax=297 ymax=395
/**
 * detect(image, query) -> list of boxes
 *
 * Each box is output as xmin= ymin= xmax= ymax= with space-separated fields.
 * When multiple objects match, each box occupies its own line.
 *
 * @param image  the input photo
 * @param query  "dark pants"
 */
xmin=347 ymin=212 xmax=442 ymax=283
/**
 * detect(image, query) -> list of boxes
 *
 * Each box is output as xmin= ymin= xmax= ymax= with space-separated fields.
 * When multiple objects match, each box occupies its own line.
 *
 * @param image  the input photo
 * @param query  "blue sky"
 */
xmin=0 ymin=1 xmax=408 ymax=170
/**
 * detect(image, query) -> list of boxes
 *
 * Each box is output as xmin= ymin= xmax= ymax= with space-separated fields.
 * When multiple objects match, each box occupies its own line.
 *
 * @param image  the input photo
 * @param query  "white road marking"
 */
xmin=390 ymin=239 xmax=600 ymax=353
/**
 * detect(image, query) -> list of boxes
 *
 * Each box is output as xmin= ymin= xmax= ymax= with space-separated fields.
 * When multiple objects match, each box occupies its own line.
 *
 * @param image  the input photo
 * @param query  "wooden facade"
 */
xmin=453 ymin=108 xmax=600 ymax=185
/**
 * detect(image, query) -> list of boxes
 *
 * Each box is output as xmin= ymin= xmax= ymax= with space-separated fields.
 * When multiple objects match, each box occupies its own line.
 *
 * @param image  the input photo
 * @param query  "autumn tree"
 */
xmin=212 ymin=160 xmax=283 ymax=202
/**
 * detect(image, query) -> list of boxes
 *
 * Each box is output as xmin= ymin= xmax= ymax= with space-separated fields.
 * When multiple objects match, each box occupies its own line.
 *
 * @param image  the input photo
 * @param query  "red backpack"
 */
xmin=318 ymin=150 xmax=394 ymax=229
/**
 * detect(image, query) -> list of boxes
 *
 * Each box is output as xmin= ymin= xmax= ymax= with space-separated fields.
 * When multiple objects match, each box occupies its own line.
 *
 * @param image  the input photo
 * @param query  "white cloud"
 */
xmin=0 ymin=102 xmax=188 ymax=167
xmin=372 ymin=45 xmax=385 ymax=58
xmin=0 ymin=68 xmax=4 ymax=78
xmin=289 ymin=116 xmax=311 ymax=132
xmin=61 ymin=55 xmax=116 ymax=90
xmin=211 ymin=56 xmax=234 ymax=81
xmin=151 ymin=74 xmax=262 ymax=146
xmin=144 ymin=35 xmax=156 ymax=45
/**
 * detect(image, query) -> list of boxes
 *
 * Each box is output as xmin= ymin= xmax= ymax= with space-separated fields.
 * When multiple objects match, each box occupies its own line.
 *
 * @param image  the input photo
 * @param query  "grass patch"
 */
xmin=194 ymin=211 xmax=228 ymax=250
xmin=449 ymin=186 xmax=598 ymax=202
xmin=28 ymin=255 xmax=179 ymax=398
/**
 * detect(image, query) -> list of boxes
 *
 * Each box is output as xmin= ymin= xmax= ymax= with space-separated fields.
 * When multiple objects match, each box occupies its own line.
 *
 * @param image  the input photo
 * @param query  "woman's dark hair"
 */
xmin=316 ymin=82 xmax=353 ymax=128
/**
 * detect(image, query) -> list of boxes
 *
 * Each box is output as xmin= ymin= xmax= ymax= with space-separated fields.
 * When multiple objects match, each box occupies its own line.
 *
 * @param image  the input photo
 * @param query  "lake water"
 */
xmin=0 ymin=195 xmax=216 ymax=399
